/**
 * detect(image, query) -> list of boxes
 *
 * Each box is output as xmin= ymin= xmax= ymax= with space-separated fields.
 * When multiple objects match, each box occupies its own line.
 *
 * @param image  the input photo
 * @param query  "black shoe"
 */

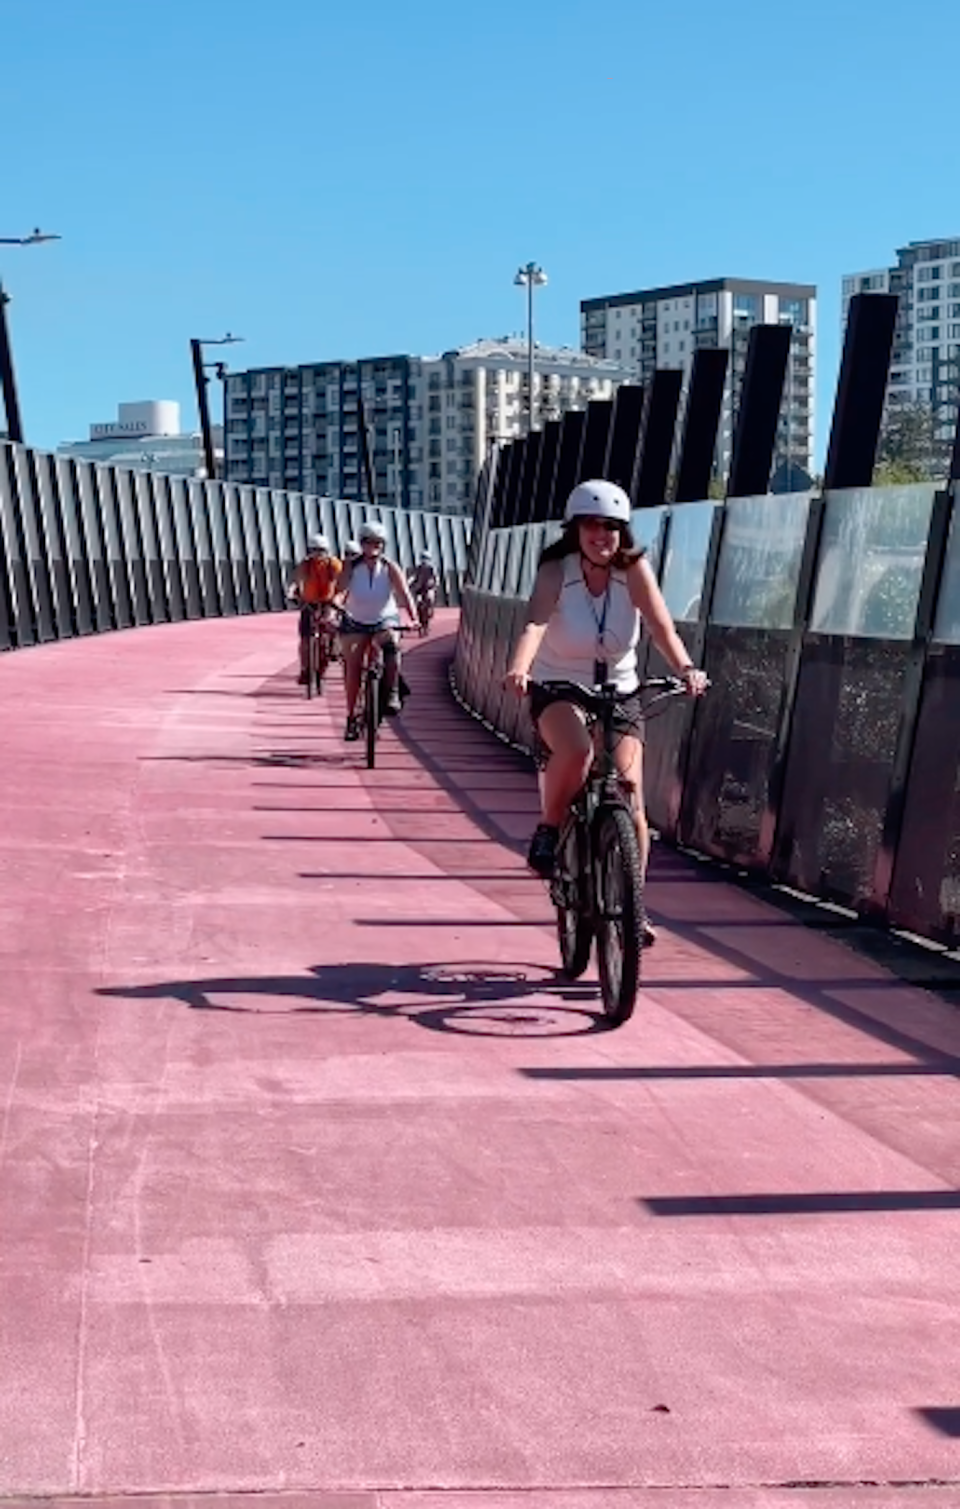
xmin=527 ymin=823 xmax=559 ymax=878
xmin=298 ymin=670 xmax=309 ymax=685
xmin=344 ymin=716 xmax=362 ymax=742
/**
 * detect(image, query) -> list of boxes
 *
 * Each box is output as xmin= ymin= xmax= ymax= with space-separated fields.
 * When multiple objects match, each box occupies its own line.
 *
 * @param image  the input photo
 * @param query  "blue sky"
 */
xmin=2 ymin=0 xmax=956 ymax=462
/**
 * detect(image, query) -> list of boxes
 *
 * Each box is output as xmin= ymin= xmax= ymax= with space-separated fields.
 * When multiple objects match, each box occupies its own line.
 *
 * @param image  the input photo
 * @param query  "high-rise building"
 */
xmin=581 ymin=278 xmax=817 ymax=483
xmin=843 ymin=237 xmax=960 ymax=437
xmin=223 ymin=341 xmax=632 ymax=512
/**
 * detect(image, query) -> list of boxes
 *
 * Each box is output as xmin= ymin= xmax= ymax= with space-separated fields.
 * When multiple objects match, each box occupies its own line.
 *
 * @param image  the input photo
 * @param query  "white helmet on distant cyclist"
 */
xmin=564 ymin=480 xmax=631 ymax=525
xmin=308 ymin=532 xmax=330 ymax=553
xmin=419 ymin=550 xmax=433 ymax=563
xmin=360 ymin=521 xmax=387 ymax=543
xmin=344 ymin=538 xmax=361 ymax=556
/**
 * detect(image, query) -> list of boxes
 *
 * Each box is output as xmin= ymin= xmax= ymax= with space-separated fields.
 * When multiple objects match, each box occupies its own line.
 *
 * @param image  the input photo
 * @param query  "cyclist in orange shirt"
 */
xmin=287 ymin=534 xmax=343 ymax=684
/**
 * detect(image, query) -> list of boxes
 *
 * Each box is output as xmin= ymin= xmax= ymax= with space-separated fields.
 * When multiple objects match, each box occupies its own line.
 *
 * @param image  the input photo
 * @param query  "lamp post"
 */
xmin=189 ymin=332 xmax=243 ymax=479
xmin=0 ymin=228 xmax=61 ymax=445
xmin=514 ymin=261 xmax=547 ymax=434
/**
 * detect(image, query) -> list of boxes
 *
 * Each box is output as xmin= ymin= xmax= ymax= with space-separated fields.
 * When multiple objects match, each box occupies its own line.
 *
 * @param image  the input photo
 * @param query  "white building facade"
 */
xmin=581 ymin=278 xmax=816 ymax=483
xmin=223 ymin=341 xmax=632 ymax=513
xmin=56 ymin=400 xmax=223 ymax=477
xmin=843 ymin=237 xmax=960 ymax=436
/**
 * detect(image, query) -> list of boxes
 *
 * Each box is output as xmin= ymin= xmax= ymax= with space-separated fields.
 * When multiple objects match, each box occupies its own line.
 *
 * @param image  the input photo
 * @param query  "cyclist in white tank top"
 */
xmin=504 ymin=480 xmax=708 ymax=904
xmin=336 ymin=520 xmax=418 ymax=741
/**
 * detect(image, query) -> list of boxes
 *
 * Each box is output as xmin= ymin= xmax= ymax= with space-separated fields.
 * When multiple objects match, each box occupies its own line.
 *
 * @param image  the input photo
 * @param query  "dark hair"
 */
xmin=538 ymin=518 xmax=645 ymax=571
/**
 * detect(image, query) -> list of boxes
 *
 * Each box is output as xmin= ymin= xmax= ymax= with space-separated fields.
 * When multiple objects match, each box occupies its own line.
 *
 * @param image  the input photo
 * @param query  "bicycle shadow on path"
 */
xmin=97 ymin=958 xmax=613 ymax=1039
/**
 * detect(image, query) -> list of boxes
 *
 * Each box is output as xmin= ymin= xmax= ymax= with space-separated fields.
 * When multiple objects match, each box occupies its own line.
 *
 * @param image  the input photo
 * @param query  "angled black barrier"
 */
xmin=491 ymin=442 xmax=520 ymax=528
xmin=550 ymin=410 xmax=586 ymax=519
xmin=674 ymin=348 xmax=729 ymax=502
xmin=824 ymin=292 xmax=898 ymax=489
xmin=503 ymin=436 xmax=530 ymax=528
xmin=951 ymin=398 xmax=960 ymax=482
xmin=513 ymin=431 xmax=542 ymax=527
xmin=576 ymin=399 xmax=613 ymax=483
xmin=633 ymin=371 xmax=682 ymax=506
xmin=604 ymin=385 xmax=645 ymax=492
xmin=727 ymin=324 xmax=792 ymax=498
xmin=531 ymin=421 xmax=561 ymax=522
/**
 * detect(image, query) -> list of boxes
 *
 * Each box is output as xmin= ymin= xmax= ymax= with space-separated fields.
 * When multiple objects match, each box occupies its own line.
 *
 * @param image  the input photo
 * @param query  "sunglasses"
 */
xmin=579 ymin=517 xmax=620 ymax=533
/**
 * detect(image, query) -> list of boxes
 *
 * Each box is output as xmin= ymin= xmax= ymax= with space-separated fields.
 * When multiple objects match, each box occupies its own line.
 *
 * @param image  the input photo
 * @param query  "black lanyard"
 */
xmin=582 ymin=558 xmax=612 ymax=686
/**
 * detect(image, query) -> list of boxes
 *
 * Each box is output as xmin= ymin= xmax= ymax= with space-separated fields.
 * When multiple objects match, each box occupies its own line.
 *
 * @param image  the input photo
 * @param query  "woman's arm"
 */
xmin=504 ymin=560 xmax=562 ymax=693
xmin=388 ymin=559 xmax=419 ymax=621
xmin=332 ymin=560 xmax=352 ymax=604
xmin=627 ymin=558 xmax=706 ymax=691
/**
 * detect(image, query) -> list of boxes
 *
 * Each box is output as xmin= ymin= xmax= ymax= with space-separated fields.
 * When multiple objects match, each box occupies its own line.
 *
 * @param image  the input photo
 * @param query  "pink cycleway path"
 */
xmin=0 ymin=609 xmax=958 ymax=1508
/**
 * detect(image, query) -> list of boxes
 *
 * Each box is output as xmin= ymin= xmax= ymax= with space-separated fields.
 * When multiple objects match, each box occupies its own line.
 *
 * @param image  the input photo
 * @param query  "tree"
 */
xmin=874 ymin=399 xmax=951 ymax=485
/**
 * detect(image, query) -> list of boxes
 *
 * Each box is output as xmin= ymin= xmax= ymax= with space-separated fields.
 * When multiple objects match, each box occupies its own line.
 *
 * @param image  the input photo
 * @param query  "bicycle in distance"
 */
xmin=299 ymin=602 xmax=339 ymax=699
xmin=350 ymin=624 xmax=413 ymax=769
xmin=531 ymin=673 xmax=707 ymax=1026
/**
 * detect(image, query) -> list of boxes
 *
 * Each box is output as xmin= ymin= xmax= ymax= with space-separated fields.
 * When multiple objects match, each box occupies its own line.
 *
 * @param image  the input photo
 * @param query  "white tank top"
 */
xmin=344 ymin=558 xmax=398 ymax=624
xmin=532 ymin=553 xmax=640 ymax=692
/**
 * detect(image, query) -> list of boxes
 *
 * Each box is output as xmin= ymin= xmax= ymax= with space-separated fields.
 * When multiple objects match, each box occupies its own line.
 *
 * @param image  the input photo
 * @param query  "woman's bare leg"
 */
xmin=537 ymin=702 xmax=593 ymax=827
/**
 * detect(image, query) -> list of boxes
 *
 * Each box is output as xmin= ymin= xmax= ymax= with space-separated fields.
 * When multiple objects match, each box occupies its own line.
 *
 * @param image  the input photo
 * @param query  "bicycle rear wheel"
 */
xmin=305 ymin=631 xmax=315 ymax=699
xmin=315 ymin=630 xmax=331 ymax=694
xmin=593 ymin=803 xmax=645 ymax=1025
xmin=551 ymin=816 xmax=593 ymax=979
xmin=364 ymin=669 xmax=378 ymax=769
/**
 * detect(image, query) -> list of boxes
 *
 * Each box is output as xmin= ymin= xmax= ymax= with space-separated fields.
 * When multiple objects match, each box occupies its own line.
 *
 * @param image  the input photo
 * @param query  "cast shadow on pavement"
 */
xmin=96 ymin=959 xmax=612 ymax=1039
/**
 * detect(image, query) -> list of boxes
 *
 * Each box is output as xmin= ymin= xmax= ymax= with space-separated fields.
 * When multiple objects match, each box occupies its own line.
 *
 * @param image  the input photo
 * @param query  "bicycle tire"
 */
xmin=365 ymin=670 xmax=378 ymax=769
xmin=316 ymin=629 xmax=330 ymax=694
xmin=305 ymin=631 xmax=315 ymax=700
xmin=551 ymin=816 xmax=593 ymax=979
xmin=593 ymin=803 xmax=645 ymax=1025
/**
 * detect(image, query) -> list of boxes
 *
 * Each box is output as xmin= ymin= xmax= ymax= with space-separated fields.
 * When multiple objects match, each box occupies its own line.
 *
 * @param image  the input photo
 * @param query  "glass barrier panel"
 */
xmin=712 ymin=492 xmax=813 ymax=629
xmin=933 ymin=485 xmax=960 ymax=643
xmin=811 ymin=484 xmax=936 ymax=639
xmin=631 ymin=506 xmax=667 ymax=574
xmin=659 ymin=502 xmax=719 ymax=622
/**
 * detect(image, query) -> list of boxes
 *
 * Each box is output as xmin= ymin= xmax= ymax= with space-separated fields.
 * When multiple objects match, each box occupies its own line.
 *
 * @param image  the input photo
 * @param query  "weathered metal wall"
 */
xmin=0 ymin=441 xmax=471 ymax=649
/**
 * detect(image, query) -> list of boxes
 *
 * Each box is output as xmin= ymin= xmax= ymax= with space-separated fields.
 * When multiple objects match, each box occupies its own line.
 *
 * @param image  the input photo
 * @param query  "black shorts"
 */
xmin=529 ymin=680 xmax=645 ymax=764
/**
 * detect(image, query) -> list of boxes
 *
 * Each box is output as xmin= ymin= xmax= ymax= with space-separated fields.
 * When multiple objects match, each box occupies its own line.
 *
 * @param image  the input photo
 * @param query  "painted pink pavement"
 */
xmin=0 ymin=608 xmax=958 ymax=1508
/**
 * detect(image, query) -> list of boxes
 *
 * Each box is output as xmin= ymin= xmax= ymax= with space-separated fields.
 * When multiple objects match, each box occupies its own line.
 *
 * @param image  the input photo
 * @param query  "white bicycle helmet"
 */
xmin=359 ymin=521 xmax=387 ymax=543
xmin=344 ymin=538 xmax=361 ymax=556
xmin=564 ymin=480 xmax=631 ymax=525
xmin=307 ymin=531 xmax=330 ymax=553
xmin=419 ymin=550 xmax=433 ymax=563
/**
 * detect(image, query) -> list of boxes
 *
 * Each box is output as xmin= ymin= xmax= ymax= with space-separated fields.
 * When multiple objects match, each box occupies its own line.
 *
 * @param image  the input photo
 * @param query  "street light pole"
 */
xmin=0 ymin=229 xmax=61 ymax=445
xmin=189 ymin=332 xmax=243 ymax=480
xmin=514 ymin=261 xmax=547 ymax=435
xmin=0 ymin=283 xmax=24 ymax=444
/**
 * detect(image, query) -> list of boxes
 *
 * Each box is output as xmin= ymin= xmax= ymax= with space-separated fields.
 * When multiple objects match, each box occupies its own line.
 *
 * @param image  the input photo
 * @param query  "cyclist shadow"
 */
xmin=97 ymin=959 xmax=612 ymax=1038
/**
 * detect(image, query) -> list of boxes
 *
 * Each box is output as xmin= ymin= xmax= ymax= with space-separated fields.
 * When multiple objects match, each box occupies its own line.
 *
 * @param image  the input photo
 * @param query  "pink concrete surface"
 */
xmin=0 ymin=609 xmax=958 ymax=1508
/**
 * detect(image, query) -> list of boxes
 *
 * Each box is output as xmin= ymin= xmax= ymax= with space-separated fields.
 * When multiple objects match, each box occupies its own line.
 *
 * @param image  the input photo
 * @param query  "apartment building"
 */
xmin=223 ymin=341 xmax=632 ymax=513
xmin=581 ymin=278 xmax=816 ymax=482
xmin=843 ymin=237 xmax=960 ymax=436
xmin=56 ymin=400 xmax=223 ymax=477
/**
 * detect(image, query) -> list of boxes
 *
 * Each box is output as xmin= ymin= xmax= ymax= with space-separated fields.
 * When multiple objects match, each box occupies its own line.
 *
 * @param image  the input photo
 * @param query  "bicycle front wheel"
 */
xmin=365 ymin=670 xmax=378 ymax=769
xmin=305 ymin=633 xmax=315 ymax=699
xmin=593 ymin=803 xmax=645 ymax=1025
xmin=551 ymin=817 xmax=593 ymax=979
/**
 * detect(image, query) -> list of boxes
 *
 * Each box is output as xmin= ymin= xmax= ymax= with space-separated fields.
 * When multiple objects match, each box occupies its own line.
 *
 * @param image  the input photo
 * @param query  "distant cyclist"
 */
xmin=408 ymin=550 xmax=438 ymax=633
xmin=337 ymin=521 xmax=417 ymax=741
xmin=343 ymin=537 xmax=362 ymax=564
xmin=287 ymin=533 xmax=342 ymax=684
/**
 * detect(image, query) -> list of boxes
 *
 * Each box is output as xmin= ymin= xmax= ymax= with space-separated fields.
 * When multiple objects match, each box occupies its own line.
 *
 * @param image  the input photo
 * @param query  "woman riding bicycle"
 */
xmin=337 ymin=521 xmax=417 ymax=741
xmin=504 ymin=480 xmax=708 ymax=903
xmin=287 ymin=533 xmax=342 ymax=684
